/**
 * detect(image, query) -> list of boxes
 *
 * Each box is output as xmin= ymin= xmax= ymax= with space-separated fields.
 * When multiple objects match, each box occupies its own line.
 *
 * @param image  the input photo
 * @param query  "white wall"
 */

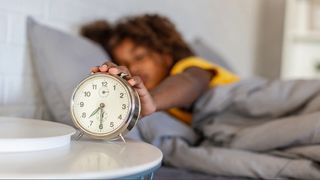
xmin=255 ymin=0 xmax=286 ymax=79
xmin=0 ymin=0 xmax=285 ymax=118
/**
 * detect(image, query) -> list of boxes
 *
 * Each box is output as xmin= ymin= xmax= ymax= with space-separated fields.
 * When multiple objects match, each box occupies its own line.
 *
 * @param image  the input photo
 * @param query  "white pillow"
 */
xmin=27 ymin=17 xmax=108 ymax=126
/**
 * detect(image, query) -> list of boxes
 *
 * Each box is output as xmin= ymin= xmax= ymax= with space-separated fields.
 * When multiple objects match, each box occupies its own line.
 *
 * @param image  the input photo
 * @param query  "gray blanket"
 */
xmin=127 ymin=78 xmax=320 ymax=179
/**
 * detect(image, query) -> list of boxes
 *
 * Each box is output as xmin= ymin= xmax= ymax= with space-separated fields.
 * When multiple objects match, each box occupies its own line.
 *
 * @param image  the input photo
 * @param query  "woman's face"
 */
xmin=112 ymin=39 xmax=172 ymax=90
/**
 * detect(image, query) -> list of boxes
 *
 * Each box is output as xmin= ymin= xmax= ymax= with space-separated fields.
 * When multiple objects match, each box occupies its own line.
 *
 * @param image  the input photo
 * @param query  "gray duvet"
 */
xmin=128 ymin=78 xmax=320 ymax=179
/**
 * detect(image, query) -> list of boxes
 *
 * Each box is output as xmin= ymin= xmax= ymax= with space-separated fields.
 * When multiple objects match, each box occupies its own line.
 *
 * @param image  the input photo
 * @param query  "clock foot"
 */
xmin=119 ymin=133 xmax=126 ymax=143
xmin=72 ymin=131 xmax=84 ymax=141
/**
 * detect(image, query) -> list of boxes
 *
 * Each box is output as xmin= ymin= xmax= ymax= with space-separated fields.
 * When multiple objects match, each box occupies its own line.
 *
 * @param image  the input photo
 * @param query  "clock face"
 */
xmin=71 ymin=74 xmax=131 ymax=136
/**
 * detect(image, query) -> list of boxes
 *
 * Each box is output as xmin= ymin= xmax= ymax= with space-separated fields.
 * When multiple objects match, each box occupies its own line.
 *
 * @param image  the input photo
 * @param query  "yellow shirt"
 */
xmin=167 ymin=56 xmax=240 ymax=125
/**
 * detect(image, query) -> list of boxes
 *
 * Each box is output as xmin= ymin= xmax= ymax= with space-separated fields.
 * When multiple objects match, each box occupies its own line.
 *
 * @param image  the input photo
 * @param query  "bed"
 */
xmin=9 ymin=17 xmax=320 ymax=179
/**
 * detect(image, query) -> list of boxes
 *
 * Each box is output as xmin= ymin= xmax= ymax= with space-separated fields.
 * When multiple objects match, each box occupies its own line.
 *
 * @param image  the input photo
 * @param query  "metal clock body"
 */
xmin=70 ymin=73 xmax=140 ymax=140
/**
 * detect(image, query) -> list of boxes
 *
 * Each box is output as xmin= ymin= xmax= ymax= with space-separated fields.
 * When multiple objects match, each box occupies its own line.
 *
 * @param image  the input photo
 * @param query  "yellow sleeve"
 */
xmin=170 ymin=56 xmax=239 ymax=87
xmin=168 ymin=56 xmax=239 ymax=125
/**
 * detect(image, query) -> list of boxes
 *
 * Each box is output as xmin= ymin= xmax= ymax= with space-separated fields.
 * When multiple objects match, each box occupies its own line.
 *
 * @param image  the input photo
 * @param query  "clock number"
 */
xmin=110 ymin=122 xmax=114 ymax=127
xmin=113 ymin=85 xmax=116 ymax=90
xmin=92 ymin=84 xmax=97 ymax=90
xmin=120 ymin=93 xmax=124 ymax=98
xmin=122 ymin=104 xmax=126 ymax=109
xmin=90 ymin=120 xmax=93 ymax=126
xmin=80 ymin=102 xmax=84 ymax=107
xmin=99 ymin=124 xmax=103 ymax=129
xmin=102 ymin=81 xmax=108 ymax=87
xmin=84 ymin=91 xmax=91 ymax=97
xmin=118 ymin=115 xmax=122 ymax=120
xmin=82 ymin=112 xmax=86 ymax=118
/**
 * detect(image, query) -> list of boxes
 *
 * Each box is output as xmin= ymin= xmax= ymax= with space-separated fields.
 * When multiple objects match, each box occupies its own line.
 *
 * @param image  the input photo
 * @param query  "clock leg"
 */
xmin=72 ymin=130 xmax=84 ymax=141
xmin=119 ymin=133 xmax=126 ymax=143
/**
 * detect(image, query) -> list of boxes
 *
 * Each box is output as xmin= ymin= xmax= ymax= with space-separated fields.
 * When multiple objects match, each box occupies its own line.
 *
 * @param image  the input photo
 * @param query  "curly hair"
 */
xmin=81 ymin=14 xmax=194 ymax=65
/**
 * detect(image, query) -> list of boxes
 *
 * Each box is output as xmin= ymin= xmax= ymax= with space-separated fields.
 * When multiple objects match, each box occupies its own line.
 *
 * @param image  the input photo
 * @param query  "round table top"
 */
xmin=0 ymin=117 xmax=76 ymax=152
xmin=0 ymin=138 xmax=163 ymax=179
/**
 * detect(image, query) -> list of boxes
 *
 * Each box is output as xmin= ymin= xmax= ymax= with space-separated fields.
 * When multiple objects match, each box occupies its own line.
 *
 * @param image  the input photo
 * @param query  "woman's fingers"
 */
xmin=91 ymin=61 xmax=113 ymax=73
xmin=109 ymin=66 xmax=131 ymax=76
xmin=98 ymin=64 xmax=108 ymax=72
xmin=102 ymin=61 xmax=117 ymax=66
xmin=98 ymin=61 xmax=117 ymax=72
xmin=128 ymin=76 xmax=156 ymax=116
xmin=99 ymin=62 xmax=115 ymax=72
xmin=92 ymin=61 xmax=133 ymax=84
xmin=91 ymin=66 xmax=100 ymax=73
xmin=128 ymin=76 xmax=145 ymax=89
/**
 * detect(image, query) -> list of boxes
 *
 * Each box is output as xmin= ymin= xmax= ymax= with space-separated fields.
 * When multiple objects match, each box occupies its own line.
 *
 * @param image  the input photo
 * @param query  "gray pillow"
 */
xmin=27 ymin=17 xmax=108 ymax=126
xmin=190 ymin=38 xmax=236 ymax=73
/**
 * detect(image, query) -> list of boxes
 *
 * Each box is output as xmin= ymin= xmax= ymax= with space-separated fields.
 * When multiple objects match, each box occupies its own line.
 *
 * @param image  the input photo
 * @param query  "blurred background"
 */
xmin=0 ymin=0 xmax=320 ymax=116
xmin=1 ymin=0 xmax=286 ymax=78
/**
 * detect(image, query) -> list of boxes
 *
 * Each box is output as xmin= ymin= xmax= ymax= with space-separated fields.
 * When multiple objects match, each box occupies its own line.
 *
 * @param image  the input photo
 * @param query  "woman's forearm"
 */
xmin=150 ymin=67 xmax=213 ymax=111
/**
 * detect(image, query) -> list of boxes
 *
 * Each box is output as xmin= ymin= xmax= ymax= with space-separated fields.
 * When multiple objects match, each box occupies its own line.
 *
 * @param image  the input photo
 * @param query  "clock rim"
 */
xmin=70 ymin=73 xmax=140 ymax=140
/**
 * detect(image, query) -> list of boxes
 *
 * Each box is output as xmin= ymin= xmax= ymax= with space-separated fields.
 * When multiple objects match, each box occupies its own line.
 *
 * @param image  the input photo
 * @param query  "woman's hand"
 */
xmin=91 ymin=61 xmax=156 ymax=118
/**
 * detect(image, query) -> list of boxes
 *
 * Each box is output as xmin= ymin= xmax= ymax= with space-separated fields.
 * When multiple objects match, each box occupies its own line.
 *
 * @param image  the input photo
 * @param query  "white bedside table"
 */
xmin=0 ymin=138 xmax=163 ymax=179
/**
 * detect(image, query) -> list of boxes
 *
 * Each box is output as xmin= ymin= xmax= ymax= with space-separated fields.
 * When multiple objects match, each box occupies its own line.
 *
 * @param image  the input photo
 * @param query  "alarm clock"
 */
xmin=70 ymin=72 xmax=140 ymax=141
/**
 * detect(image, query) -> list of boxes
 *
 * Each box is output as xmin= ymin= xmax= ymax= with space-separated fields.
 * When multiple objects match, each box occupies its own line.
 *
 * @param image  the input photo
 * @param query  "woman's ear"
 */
xmin=163 ymin=54 xmax=174 ymax=68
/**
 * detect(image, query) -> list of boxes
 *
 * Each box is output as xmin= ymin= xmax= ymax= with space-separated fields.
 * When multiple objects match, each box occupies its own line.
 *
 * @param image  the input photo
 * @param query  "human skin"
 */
xmin=91 ymin=39 xmax=213 ymax=118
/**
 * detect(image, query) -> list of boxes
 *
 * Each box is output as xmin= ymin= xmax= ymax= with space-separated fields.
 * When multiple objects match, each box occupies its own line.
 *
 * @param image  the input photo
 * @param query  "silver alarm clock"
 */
xmin=70 ymin=73 xmax=140 ymax=141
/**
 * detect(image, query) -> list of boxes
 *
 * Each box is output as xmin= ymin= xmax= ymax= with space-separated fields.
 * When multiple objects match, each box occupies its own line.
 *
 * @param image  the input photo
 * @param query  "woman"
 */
xmin=81 ymin=14 xmax=239 ymax=125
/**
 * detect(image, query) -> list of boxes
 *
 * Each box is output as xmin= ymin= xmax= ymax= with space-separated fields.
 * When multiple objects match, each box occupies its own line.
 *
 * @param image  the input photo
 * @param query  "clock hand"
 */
xmin=89 ymin=107 xmax=100 ymax=118
xmin=89 ymin=103 xmax=106 ymax=118
xmin=101 ymin=111 xmax=105 ymax=119
xmin=99 ymin=108 xmax=103 ymax=130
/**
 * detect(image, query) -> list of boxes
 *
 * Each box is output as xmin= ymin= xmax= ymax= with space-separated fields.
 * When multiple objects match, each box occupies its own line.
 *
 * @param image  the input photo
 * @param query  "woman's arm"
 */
xmin=92 ymin=63 xmax=214 ymax=117
xmin=151 ymin=67 xmax=213 ymax=111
